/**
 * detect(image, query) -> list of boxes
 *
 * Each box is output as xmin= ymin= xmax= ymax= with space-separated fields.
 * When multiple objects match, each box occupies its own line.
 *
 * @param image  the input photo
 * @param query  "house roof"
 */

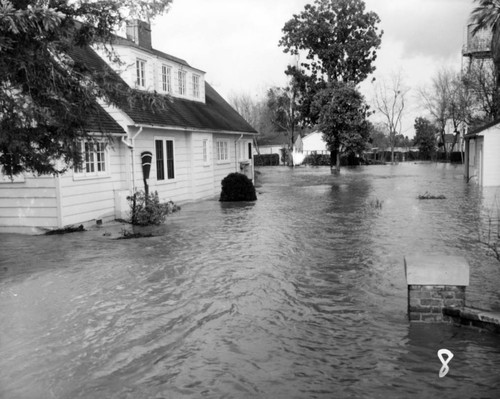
xmin=84 ymin=106 xmax=126 ymax=135
xmin=71 ymin=45 xmax=257 ymax=135
xmin=257 ymin=133 xmax=288 ymax=146
xmin=465 ymin=119 xmax=500 ymax=138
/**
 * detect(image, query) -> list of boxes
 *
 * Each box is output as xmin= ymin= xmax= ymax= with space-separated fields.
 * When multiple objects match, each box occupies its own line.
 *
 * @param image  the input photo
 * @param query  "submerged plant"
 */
xmin=418 ymin=192 xmax=446 ymax=200
xmin=220 ymin=173 xmax=257 ymax=202
xmin=127 ymin=191 xmax=180 ymax=226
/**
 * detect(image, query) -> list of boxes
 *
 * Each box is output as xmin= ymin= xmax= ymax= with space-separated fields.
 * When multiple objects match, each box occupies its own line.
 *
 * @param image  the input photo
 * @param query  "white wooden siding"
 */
xmin=483 ymin=127 xmax=500 ymax=186
xmin=59 ymin=139 xmax=128 ymax=226
xmin=0 ymin=176 xmax=58 ymax=233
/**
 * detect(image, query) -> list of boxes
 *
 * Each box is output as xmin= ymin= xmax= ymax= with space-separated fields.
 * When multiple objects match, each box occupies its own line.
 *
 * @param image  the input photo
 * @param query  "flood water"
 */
xmin=1 ymin=163 xmax=500 ymax=399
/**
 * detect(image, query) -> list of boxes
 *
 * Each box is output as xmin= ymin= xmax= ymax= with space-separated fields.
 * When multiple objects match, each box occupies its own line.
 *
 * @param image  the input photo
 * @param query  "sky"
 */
xmin=149 ymin=0 xmax=476 ymax=137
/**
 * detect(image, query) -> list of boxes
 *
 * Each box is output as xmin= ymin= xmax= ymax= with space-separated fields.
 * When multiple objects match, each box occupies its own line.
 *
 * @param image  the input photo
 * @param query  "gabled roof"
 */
xmin=257 ymin=133 xmax=288 ymax=146
xmin=71 ymin=46 xmax=257 ymax=134
xmin=465 ymin=119 xmax=500 ymax=138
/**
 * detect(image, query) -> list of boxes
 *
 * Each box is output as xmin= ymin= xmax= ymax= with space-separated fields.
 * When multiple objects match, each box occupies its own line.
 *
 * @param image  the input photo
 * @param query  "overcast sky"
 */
xmin=149 ymin=0 xmax=476 ymax=136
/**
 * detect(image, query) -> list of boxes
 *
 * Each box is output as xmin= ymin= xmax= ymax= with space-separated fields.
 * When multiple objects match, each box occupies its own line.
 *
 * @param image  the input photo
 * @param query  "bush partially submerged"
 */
xmin=127 ymin=191 xmax=180 ymax=226
xmin=418 ymin=192 xmax=446 ymax=200
xmin=220 ymin=173 xmax=257 ymax=202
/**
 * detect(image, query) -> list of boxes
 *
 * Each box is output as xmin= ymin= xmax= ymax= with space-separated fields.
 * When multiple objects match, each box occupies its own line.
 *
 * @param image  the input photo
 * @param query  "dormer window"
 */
xmin=192 ymin=74 xmax=200 ymax=98
xmin=136 ymin=59 xmax=146 ymax=87
xmin=178 ymin=70 xmax=186 ymax=95
xmin=162 ymin=65 xmax=172 ymax=93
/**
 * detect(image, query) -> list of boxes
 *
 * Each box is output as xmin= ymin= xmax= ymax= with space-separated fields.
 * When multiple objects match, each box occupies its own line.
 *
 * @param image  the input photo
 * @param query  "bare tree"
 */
xmin=373 ymin=72 xmax=409 ymax=164
xmin=419 ymin=69 xmax=453 ymax=159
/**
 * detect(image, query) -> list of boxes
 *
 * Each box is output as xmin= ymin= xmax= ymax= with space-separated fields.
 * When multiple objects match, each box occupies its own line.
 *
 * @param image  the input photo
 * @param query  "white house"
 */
xmin=0 ymin=20 xmax=257 ymax=234
xmin=464 ymin=120 xmax=500 ymax=186
xmin=292 ymin=131 xmax=329 ymax=165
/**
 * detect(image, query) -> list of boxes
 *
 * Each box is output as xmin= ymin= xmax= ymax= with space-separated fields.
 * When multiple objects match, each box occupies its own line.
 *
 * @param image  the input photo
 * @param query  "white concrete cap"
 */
xmin=404 ymin=255 xmax=470 ymax=286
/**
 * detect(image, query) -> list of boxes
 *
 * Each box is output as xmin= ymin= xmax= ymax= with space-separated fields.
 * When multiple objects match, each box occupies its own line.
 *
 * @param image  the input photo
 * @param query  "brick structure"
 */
xmin=405 ymin=255 xmax=469 ymax=322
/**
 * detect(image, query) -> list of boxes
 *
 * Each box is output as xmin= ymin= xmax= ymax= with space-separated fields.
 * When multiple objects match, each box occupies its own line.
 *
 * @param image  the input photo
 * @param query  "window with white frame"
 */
xmin=74 ymin=141 xmax=109 ymax=178
xmin=162 ymin=65 xmax=172 ymax=93
xmin=192 ymin=74 xmax=200 ymax=98
xmin=216 ymin=140 xmax=229 ymax=162
xmin=136 ymin=59 xmax=146 ymax=87
xmin=178 ymin=70 xmax=186 ymax=95
xmin=155 ymin=138 xmax=175 ymax=180
xmin=202 ymin=139 xmax=210 ymax=164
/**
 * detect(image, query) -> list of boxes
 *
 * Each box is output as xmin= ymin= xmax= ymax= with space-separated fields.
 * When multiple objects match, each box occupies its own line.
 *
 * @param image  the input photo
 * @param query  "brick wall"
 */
xmin=408 ymin=285 xmax=466 ymax=322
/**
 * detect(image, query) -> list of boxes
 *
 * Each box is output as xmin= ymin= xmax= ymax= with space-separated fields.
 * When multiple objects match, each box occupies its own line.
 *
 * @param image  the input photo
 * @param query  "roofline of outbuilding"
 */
xmin=465 ymin=118 xmax=500 ymax=138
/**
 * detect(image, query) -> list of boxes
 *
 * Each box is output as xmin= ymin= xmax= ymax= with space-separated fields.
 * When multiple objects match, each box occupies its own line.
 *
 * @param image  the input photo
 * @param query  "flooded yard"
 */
xmin=1 ymin=163 xmax=500 ymax=398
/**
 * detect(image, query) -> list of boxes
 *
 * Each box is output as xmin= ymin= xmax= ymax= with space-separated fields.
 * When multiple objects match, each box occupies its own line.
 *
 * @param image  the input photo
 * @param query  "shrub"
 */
xmin=220 ymin=172 xmax=257 ymax=202
xmin=127 ymin=191 xmax=180 ymax=226
xmin=254 ymin=153 xmax=280 ymax=166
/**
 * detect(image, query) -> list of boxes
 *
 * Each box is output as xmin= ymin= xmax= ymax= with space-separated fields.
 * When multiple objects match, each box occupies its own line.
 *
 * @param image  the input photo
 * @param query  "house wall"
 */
xmin=302 ymin=132 xmax=329 ymax=154
xmin=482 ymin=127 xmax=500 ymax=186
xmin=132 ymin=129 xmax=255 ymax=204
xmin=58 ymin=138 xmax=129 ymax=226
xmin=0 ymin=175 xmax=59 ymax=234
xmin=467 ymin=137 xmax=481 ymax=184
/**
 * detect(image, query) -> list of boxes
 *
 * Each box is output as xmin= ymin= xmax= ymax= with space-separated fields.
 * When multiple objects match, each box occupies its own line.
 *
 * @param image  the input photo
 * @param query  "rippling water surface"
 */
xmin=1 ymin=164 xmax=500 ymax=398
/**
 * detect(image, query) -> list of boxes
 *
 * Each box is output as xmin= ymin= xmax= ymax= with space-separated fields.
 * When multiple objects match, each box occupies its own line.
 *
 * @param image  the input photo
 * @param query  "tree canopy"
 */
xmin=278 ymin=0 xmax=381 ymax=169
xmin=312 ymin=82 xmax=371 ymax=170
xmin=413 ymin=117 xmax=437 ymax=160
xmin=279 ymin=0 xmax=383 ymax=85
xmin=0 ymin=0 xmax=172 ymax=177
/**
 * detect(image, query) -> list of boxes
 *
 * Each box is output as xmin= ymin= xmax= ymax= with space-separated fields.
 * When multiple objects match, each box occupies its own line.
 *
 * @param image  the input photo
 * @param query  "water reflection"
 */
xmin=1 ymin=164 xmax=500 ymax=398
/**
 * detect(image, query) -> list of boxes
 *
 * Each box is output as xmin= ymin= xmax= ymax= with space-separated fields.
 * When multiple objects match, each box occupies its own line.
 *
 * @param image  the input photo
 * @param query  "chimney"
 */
xmin=126 ymin=19 xmax=152 ymax=50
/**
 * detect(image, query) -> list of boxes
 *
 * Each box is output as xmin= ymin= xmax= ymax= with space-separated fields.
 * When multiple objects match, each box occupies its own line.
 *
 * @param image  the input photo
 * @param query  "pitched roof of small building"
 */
xmin=71 ymin=45 xmax=257 ymax=134
xmin=465 ymin=119 xmax=500 ymax=138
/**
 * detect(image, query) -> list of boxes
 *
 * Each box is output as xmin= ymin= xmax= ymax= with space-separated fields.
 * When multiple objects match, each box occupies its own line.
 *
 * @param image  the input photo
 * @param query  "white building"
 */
xmin=0 ymin=20 xmax=257 ymax=234
xmin=464 ymin=120 xmax=500 ymax=186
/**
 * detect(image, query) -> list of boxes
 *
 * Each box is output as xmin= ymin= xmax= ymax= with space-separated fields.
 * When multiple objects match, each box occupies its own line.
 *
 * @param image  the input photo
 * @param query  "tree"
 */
xmin=373 ymin=72 xmax=408 ymax=164
xmin=280 ymin=0 xmax=383 ymax=84
xmin=266 ymin=86 xmax=302 ymax=165
xmin=0 ymin=0 xmax=172 ymax=177
xmin=463 ymin=58 xmax=498 ymax=123
xmin=279 ymin=0 xmax=383 ymax=128
xmin=413 ymin=117 xmax=437 ymax=160
xmin=419 ymin=69 xmax=454 ymax=159
xmin=312 ymin=82 xmax=371 ymax=171
xmin=470 ymin=0 xmax=500 ymax=87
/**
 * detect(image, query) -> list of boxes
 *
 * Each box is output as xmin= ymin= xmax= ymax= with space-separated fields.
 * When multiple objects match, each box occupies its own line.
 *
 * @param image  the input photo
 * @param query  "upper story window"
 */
xmin=178 ymin=70 xmax=186 ymax=95
xmin=74 ymin=141 xmax=109 ymax=179
xmin=192 ymin=74 xmax=200 ymax=98
xmin=136 ymin=59 xmax=146 ymax=87
xmin=162 ymin=65 xmax=172 ymax=93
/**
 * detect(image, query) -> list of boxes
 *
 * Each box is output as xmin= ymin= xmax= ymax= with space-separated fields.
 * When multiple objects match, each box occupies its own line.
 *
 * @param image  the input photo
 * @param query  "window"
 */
xmin=136 ymin=59 xmax=146 ymax=87
xmin=162 ymin=65 xmax=172 ymax=93
xmin=155 ymin=138 xmax=175 ymax=180
xmin=178 ymin=70 xmax=186 ymax=95
xmin=248 ymin=142 xmax=252 ymax=159
xmin=203 ymin=139 xmax=210 ymax=164
xmin=74 ymin=141 xmax=108 ymax=178
xmin=192 ymin=74 xmax=200 ymax=98
xmin=217 ymin=140 xmax=229 ymax=162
